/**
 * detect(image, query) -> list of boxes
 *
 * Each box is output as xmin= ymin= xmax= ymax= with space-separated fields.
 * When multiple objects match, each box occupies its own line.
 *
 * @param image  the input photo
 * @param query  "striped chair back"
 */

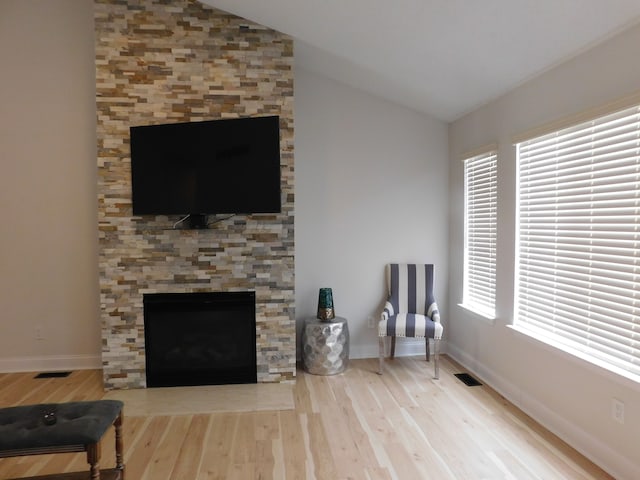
xmin=386 ymin=264 xmax=435 ymax=316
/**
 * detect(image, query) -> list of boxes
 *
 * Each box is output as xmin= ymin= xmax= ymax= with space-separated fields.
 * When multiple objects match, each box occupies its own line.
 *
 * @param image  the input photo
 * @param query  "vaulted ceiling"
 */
xmin=200 ymin=0 xmax=640 ymax=122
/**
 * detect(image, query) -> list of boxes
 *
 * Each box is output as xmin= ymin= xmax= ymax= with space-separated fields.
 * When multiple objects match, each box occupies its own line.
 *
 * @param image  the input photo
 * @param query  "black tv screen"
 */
xmin=129 ymin=115 xmax=281 ymax=219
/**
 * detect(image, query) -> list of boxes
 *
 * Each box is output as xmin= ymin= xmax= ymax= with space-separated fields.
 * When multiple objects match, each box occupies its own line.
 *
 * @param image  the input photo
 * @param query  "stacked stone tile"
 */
xmin=95 ymin=0 xmax=295 ymax=389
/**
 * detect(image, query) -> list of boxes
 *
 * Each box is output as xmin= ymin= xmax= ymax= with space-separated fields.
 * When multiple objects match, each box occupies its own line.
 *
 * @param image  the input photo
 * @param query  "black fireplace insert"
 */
xmin=143 ymin=291 xmax=257 ymax=387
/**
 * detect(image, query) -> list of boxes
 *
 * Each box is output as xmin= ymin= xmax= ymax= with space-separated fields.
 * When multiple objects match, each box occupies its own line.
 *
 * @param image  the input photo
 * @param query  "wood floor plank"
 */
xmin=253 ymin=411 xmax=279 ymax=480
xmin=196 ymin=413 xmax=236 ymax=480
xmin=34 ymin=453 xmax=81 ymax=478
xmin=278 ymin=410 xmax=308 ymax=480
xmin=327 ymin=375 xmax=380 ymax=469
xmin=0 ymin=373 xmax=42 ymax=405
xmin=315 ymin=397 xmax=368 ymax=478
xmin=0 ymin=357 xmax=616 ymax=480
xmin=291 ymin=371 xmax=315 ymax=414
xmin=363 ymin=466 xmax=394 ymax=480
xmin=301 ymin=412 xmax=339 ymax=480
xmin=489 ymin=448 xmax=545 ymax=480
xmin=121 ymin=416 xmax=171 ymax=479
xmin=1 ymin=454 xmax=46 ymax=480
xmin=171 ymin=414 xmax=210 ymax=480
xmin=140 ymin=415 xmax=191 ymax=480
xmin=253 ymin=440 xmax=275 ymax=480
xmin=231 ymin=413 xmax=256 ymax=465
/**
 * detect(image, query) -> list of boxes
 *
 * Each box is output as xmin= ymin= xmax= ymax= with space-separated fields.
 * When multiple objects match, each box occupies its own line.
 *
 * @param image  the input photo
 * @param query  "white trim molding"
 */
xmin=0 ymin=354 xmax=102 ymax=373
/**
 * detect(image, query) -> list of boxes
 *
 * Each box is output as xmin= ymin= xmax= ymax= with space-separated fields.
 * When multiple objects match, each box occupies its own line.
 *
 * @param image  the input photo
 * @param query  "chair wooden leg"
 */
xmin=433 ymin=338 xmax=440 ymax=380
xmin=390 ymin=336 xmax=396 ymax=358
xmin=378 ymin=337 xmax=385 ymax=375
xmin=425 ymin=337 xmax=430 ymax=362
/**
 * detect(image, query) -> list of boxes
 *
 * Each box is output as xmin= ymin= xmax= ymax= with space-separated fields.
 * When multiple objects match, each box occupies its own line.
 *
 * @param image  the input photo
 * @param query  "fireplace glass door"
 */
xmin=143 ymin=291 xmax=257 ymax=387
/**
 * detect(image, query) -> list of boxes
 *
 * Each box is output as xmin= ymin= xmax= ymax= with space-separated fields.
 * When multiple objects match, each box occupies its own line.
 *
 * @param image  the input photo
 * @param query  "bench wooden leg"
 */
xmin=115 ymin=410 xmax=125 ymax=478
xmin=87 ymin=442 xmax=101 ymax=479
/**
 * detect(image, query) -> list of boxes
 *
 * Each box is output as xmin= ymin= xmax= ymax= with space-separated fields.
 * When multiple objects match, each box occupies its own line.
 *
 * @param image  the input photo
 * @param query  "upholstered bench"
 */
xmin=0 ymin=400 xmax=124 ymax=480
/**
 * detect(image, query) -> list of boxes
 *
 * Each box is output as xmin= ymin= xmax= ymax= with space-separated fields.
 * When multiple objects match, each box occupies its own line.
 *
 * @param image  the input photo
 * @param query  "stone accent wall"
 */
xmin=95 ymin=0 xmax=295 ymax=389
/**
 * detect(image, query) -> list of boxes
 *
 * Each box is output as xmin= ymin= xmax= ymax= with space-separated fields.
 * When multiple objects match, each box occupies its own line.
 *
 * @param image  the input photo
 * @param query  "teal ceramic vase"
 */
xmin=317 ymin=288 xmax=335 ymax=321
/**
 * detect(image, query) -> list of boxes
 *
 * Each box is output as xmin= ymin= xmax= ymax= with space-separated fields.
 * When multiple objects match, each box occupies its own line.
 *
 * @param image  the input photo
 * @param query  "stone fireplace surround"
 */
xmin=95 ymin=0 xmax=295 ymax=390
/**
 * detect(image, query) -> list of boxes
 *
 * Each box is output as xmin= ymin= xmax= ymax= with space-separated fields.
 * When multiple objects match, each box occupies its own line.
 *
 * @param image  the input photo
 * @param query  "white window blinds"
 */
xmin=516 ymin=104 xmax=640 ymax=381
xmin=463 ymin=150 xmax=497 ymax=318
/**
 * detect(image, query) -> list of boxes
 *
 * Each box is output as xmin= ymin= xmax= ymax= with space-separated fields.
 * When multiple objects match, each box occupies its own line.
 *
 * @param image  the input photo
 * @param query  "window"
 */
xmin=463 ymin=149 xmax=497 ymax=318
xmin=515 ymin=104 xmax=640 ymax=381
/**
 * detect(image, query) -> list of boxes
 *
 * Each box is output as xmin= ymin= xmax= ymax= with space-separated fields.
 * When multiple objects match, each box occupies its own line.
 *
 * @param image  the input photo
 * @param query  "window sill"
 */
xmin=507 ymin=324 xmax=640 ymax=392
xmin=457 ymin=303 xmax=496 ymax=325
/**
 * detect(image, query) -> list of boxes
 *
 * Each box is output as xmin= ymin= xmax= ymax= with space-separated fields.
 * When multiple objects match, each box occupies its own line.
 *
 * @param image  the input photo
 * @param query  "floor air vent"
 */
xmin=34 ymin=372 xmax=71 ymax=379
xmin=454 ymin=373 xmax=482 ymax=386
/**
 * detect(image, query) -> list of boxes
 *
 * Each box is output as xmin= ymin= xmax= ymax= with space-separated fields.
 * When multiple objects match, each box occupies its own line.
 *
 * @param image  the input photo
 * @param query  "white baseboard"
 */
xmin=0 ymin=354 xmax=102 ymax=373
xmin=446 ymin=343 xmax=637 ymax=480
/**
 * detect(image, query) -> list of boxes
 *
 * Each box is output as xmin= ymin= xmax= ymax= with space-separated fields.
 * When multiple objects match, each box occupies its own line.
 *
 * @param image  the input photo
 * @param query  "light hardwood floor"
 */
xmin=0 ymin=356 xmax=614 ymax=480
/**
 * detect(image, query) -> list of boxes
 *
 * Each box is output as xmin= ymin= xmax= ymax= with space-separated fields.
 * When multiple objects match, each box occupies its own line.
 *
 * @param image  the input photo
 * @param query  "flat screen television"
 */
xmin=129 ymin=115 xmax=281 ymax=228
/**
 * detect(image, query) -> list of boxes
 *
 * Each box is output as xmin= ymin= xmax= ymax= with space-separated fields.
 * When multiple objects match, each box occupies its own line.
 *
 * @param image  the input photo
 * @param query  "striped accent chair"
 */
xmin=378 ymin=264 xmax=443 ymax=378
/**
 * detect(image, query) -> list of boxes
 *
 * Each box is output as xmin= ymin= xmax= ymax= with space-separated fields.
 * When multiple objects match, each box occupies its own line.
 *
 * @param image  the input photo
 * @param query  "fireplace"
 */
xmin=97 ymin=0 xmax=296 ymax=389
xmin=143 ymin=292 xmax=257 ymax=387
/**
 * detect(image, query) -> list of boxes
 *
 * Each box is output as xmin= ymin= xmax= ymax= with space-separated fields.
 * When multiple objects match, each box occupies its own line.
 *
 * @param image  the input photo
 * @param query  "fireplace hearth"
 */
xmin=143 ymin=291 xmax=257 ymax=387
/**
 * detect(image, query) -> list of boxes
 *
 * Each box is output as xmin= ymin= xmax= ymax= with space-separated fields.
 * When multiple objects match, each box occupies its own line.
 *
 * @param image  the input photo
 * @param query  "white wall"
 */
xmin=0 ymin=0 xmax=101 ymax=371
xmin=448 ymin=22 xmax=640 ymax=480
xmin=0 ymin=1 xmax=450 ymax=372
xmin=294 ymin=67 xmax=449 ymax=359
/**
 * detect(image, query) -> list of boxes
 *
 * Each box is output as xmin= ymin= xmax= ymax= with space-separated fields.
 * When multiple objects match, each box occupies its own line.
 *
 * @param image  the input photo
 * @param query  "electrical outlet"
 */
xmin=612 ymin=398 xmax=625 ymax=424
xmin=367 ymin=316 xmax=375 ymax=328
xmin=35 ymin=325 xmax=44 ymax=341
